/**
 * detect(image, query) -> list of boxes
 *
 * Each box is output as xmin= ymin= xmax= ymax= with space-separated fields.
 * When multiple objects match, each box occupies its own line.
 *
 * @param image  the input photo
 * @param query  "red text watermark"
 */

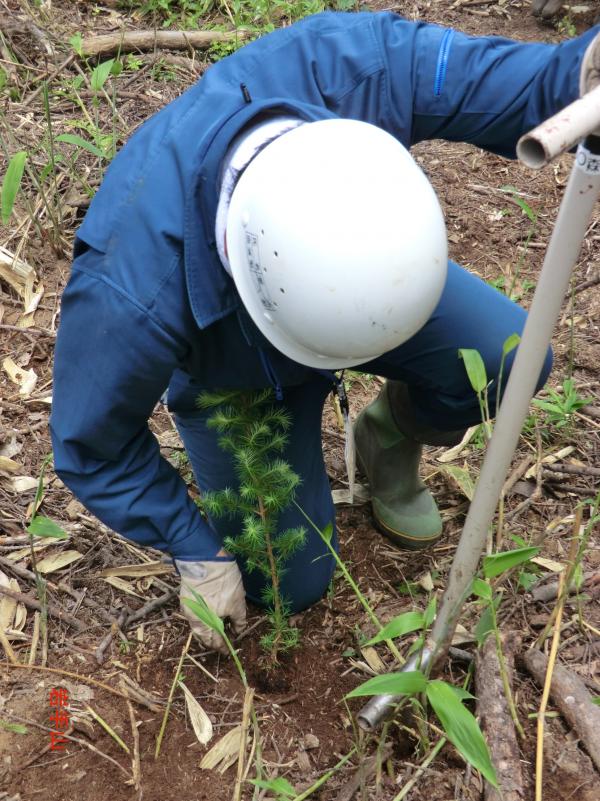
xmin=48 ymin=687 xmax=69 ymax=751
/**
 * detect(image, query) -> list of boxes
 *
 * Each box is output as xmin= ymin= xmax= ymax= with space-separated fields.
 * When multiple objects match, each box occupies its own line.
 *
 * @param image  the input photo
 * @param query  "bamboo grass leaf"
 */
xmin=365 ymin=611 xmax=424 ymax=646
xmin=56 ymin=133 xmax=106 ymax=159
xmin=426 ymin=680 xmax=498 ymax=788
xmin=1 ymin=151 xmax=27 ymax=225
xmin=27 ymin=515 xmax=68 ymax=539
xmin=458 ymin=348 xmax=488 ymax=394
xmin=345 ymin=671 xmax=427 ymax=698
xmin=483 ymin=546 xmax=540 ymax=579
xmin=91 ymin=59 xmax=115 ymax=92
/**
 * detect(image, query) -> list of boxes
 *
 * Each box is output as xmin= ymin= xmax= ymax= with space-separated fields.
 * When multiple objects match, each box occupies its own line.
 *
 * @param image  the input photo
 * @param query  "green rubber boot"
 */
xmin=355 ymin=382 xmax=463 ymax=551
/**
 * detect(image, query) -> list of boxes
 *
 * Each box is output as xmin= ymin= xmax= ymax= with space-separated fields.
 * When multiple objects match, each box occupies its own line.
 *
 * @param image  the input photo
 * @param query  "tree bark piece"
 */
xmin=476 ymin=633 xmax=524 ymax=801
xmin=80 ymin=29 xmax=249 ymax=58
xmin=522 ymin=648 xmax=600 ymax=771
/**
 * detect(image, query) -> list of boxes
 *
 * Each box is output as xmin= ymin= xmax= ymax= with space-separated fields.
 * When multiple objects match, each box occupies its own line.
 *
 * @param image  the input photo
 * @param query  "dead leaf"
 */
xmin=36 ymin=549 xmax=83 ymax=573
xmin=302 ymin=733 xmax=319 ymax=750
xmin=417 ymin=572 xmax=434 ymax=592
xmin=2 ymin=357 xmax=37 ymax=397
xmin=360 ymin=646 xmax=386 ymax=675
xmin=524 ymin=446 xmax=575 ymax=479
xmin=23 ymin=282 xmax=44 ymax=316
xmin=441 ymin=464 xmax=476 ymax=501
xmin=180 ymin=682 xmax=213 ymax=745
xmin=199 ymin=725 xmax=241 ymax=771
xmin=5 ymin=540 xmax=55 ymax=562
xmin=13 ymin=599 xmax=27 ymax=632
xmin=451 ymin=624 xmax=475 ymax=645
xmin=0 ymin=456 xmax=22 ymax=473
xmin=332 ymin=484 xmax=369 ymax=506
xmin=97 ymin=561 xmax=174 ymax=578
xmin=531 ymin=556 xmax=565 ymax=573
xmin=347 ymin=658 xmax=377 ymax=677
xmin=0 ymin=432 xmax=23 ymax=460
xmin=0 ymin=572 xmax=17 ymax=631
xmin=6 ymin=475 xmax=39 ymax=493
xmin=103 ymin=576 xmax=146 ymax=599
xmin=436 ymin=426 xmax=479 ymax=463
xmin=0 ymin=245 xmax=36 ymax=298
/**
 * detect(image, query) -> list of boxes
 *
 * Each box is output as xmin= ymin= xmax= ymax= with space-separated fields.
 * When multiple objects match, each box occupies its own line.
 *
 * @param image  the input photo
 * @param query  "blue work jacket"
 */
xmin=50 ymin=11 xmax=597 ymax=560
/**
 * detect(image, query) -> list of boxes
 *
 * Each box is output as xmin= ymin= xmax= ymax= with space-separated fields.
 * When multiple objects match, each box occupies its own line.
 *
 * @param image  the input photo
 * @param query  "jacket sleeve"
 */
xmin=49 ymin=258 xmax=223 ymax=561
xmin=381 ymin=15 xmax=599 ymax=157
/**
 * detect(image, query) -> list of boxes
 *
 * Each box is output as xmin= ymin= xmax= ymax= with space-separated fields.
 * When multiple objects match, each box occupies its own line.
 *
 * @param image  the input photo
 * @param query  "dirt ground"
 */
xmin=1 ymin=1 xmax=599 ymax=800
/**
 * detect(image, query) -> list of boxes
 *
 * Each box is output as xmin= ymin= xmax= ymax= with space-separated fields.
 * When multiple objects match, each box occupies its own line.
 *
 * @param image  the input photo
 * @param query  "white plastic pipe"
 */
xmin=517 ymin=83 xmax=600 ymax=168
xmin=358 ymin=97 xmax=600 ymax=730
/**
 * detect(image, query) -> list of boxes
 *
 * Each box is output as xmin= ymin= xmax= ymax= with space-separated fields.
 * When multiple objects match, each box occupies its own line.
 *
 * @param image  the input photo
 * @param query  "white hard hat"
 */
xmin=226 ymin=118 xmax=447 ymax=369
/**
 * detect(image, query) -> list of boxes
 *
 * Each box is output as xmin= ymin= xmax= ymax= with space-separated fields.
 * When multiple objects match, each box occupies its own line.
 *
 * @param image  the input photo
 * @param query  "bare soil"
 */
xmin=1 ymin=2 xmax=599 ymax=801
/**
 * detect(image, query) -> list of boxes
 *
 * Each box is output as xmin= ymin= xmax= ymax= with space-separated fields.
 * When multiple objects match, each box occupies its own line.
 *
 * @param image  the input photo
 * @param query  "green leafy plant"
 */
xmin=197 ymin=389 xmax=306 ymax=664
xmin=294 ymin=507 xmax=496 ymax=785
xmin=531 ymin=378 xmax=592 ymax=436
xmin=347 ymin=670 xmax=497 ymax=788
xmin=458 ymin=333 xmax=520 ymax=442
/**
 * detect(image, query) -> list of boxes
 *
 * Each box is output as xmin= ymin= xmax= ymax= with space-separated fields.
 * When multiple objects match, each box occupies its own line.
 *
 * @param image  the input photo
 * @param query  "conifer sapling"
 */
xmin=196 ymin=389 xmax=307 ymax=665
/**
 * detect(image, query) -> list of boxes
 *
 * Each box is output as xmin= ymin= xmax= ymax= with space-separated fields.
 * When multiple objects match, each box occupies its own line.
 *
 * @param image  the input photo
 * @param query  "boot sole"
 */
xmin=372 ymin=510 xmax=442 ymax=552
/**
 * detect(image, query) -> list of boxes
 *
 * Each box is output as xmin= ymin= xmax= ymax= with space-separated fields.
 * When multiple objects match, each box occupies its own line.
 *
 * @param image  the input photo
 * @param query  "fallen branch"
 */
xmin=530 ymin=570 xmax=597 ymax=603
xmin=580 ymin=404 xmax=600 ymax=420
xmin=124 ymin=589 xmax=176 ymax=627
xmin=476 ymin=633 xmax=524 ymax=801
xmin=522 ymin=648 xmax=600 ymax=772
xmin=80 ymin=29 xmax=249 ymax=58
xmin=0 ymin=584 xmax=86 ymax=633
xmin=544 ymin=462 xmax=600 ymax=479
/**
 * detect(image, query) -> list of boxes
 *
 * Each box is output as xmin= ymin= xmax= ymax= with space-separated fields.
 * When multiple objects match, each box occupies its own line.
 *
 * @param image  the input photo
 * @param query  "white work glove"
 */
xmin=176 ymin=559 xmax=247 ymax=654
xmin=581 ymin=31 xmax=600 ymax=97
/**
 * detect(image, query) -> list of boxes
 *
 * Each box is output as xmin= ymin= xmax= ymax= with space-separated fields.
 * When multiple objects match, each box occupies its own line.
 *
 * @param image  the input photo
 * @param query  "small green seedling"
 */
xmin=459 ymin=333 xmax=520 ymax=442
xmin=531 ymin=378 xmax=592 ymax=436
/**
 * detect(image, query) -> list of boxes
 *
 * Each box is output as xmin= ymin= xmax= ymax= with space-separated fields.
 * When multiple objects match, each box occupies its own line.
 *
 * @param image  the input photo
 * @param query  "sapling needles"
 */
xmin=197 ymin=388 xmax=306 ymax=665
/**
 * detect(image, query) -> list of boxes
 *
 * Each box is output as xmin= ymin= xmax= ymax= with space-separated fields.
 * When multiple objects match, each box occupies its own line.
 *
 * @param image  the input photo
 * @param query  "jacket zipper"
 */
xmin=434 ymin=29 xmax=455 ymax=97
